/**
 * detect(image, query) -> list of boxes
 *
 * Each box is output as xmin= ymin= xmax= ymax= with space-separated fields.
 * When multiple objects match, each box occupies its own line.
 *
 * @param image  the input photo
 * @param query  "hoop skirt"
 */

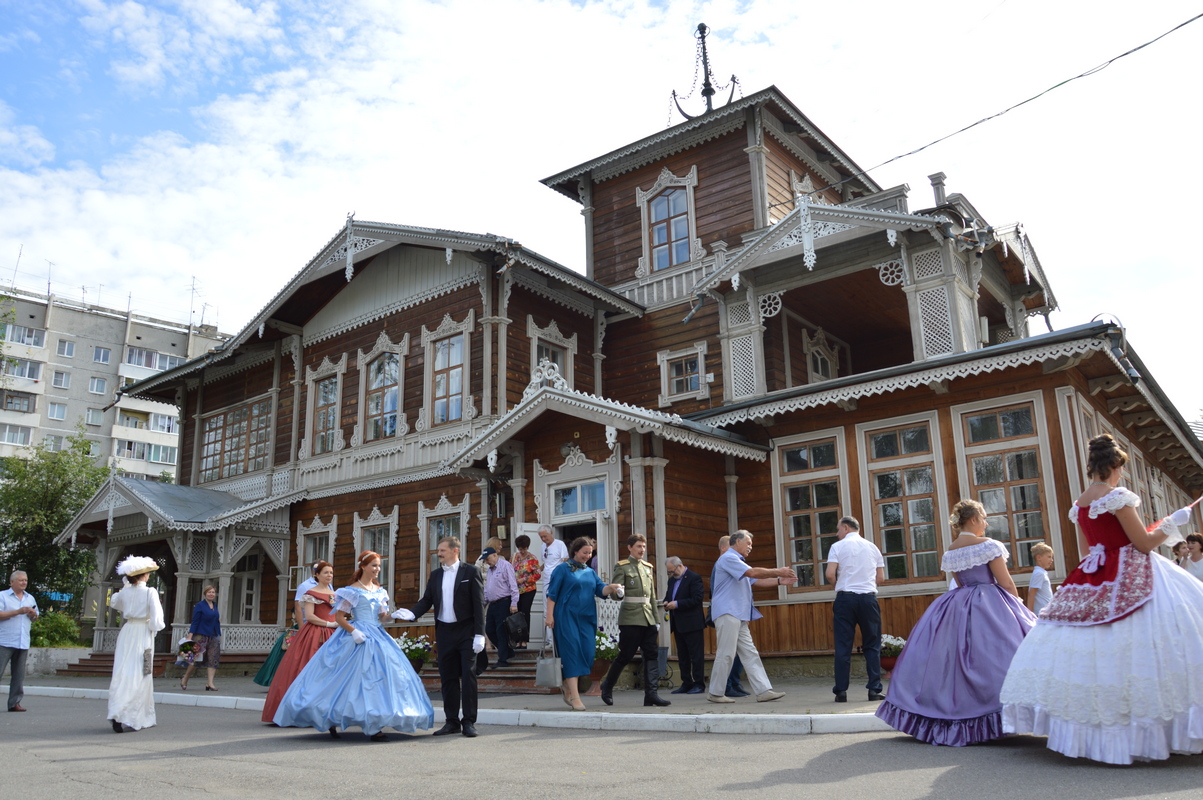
xmin=252 ymin=629 xmax=290 ymax=687
xmin=107 ymin=583 xmax=166 ymax=731
xmin=261 ymin=589 xmax=335 ymax=723
xmin=273 ymin=585 xmax=434 ymax=736
xmin=876 ymin=539 xmax=1036 ymax=745
xmin=1001 ymin=487 xmax=1203 ymax=764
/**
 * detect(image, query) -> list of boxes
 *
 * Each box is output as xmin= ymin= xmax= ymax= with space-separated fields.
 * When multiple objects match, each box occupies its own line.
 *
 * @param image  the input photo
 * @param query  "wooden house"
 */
xmin=61 ymin=85 xmax=1203 ymax=667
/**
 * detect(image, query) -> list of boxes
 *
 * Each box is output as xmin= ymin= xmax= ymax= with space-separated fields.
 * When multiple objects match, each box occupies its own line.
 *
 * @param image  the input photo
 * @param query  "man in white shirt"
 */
xmin=825 ymin=517 xmax=885 ymax=703
xmin=537 ymin=525 xmax=568 ymax=644
xmin=0 ymin=570 xmax=39 ymax=712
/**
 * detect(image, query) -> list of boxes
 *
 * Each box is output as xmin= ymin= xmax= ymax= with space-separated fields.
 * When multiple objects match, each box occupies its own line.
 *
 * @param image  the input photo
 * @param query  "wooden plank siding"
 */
xmin=589 ymin=130 xmax=756 ymax=288
xmin=602 ymin=302 xmax=724 ymax=413
xmin=762 ymin=135 xmax=844 ymax=224
xmin=503 ymin=288 xmax=597 ymax=409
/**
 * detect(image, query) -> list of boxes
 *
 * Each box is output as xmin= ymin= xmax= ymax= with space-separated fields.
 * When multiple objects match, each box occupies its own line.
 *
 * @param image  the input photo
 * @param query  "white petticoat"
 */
xmin=1000 ymin=552 xmax=1203 ymax=764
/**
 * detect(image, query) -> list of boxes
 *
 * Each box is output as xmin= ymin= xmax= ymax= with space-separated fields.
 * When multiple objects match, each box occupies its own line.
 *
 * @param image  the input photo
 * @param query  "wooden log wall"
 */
xmin=503 ymin=288 xmax=597 ymax=408
xmin=763 ymin=135 xmax=843 ymax=222
xmin=602 ymin=302 xmax=723 ymax=412
xmin=589 ymin=130 xmax=756 ymax=288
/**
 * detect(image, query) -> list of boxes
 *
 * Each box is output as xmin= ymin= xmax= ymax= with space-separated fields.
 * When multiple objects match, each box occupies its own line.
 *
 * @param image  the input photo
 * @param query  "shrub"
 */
xmin=30 ymin=610 xmax=81 ymax=647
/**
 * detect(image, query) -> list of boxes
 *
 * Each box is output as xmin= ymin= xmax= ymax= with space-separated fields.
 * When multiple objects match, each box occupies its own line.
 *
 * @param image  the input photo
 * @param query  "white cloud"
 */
xmin=0 ymin=101 xmax=55 ymax=167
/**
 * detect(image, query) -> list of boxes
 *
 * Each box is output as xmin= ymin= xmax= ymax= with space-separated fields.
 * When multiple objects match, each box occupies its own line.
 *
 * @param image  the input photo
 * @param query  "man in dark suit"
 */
xmin=664 ymin=556 xmax=705 ymax=694
xmin=394 ymin=536 xmax=485 ymax=737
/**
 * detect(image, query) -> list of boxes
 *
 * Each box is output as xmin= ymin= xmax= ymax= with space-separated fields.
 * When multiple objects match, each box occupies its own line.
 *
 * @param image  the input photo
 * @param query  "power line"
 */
xmin=788 ymin=11 xmax=1203 ymax=207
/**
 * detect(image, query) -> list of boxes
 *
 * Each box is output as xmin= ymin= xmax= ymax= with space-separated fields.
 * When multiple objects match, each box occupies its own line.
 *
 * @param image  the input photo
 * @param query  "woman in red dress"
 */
xmin=262 ymin=561 xmax=337 ymax=724
xmin=1001 ymin=434 xmax=1203 ymax=764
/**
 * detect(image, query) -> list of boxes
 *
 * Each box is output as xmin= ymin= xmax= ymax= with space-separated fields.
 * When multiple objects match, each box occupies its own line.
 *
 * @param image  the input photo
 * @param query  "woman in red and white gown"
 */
xmin=1001 ymin=434 xmax=1203 ymax=764
xmin=262 ymin=561 xmax=337 ymax=724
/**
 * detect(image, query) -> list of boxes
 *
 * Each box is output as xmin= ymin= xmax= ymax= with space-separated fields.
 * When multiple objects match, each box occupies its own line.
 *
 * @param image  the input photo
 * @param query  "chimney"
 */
xmin=928 ymin=172 xmax=947 ymax=206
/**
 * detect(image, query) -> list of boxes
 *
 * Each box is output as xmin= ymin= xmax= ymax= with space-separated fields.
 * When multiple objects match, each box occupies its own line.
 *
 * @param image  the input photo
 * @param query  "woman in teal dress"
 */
xmin=546 ymin=537 xmax=622 ymax=711
xmin=274 ymin=551 xmax=434 ymax=741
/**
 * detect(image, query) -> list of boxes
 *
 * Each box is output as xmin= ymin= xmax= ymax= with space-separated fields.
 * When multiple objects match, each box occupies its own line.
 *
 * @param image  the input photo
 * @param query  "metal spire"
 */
xmin=672 ymin=23 xmax=739 ymax=121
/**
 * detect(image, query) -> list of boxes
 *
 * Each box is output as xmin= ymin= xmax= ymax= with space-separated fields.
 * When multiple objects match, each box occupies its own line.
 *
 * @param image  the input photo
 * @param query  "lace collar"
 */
xmin=1067 ymin=486 xmax=1140 ymax=523
xmin=940 ymin=538 xmax=1008 ymax=572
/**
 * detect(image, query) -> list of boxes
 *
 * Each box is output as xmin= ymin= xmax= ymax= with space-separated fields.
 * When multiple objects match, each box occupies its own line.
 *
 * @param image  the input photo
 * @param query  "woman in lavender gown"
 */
xmin=876 ymin=499 xmax=1037 ymax=745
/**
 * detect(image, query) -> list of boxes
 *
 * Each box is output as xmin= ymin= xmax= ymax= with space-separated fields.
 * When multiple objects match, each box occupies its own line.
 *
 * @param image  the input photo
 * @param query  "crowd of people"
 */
xmin=4 ymin=433 xmax=1201 ymax=764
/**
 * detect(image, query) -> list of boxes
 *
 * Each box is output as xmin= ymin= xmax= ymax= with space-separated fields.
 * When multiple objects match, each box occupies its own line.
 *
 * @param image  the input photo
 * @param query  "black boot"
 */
xmin=599 ymin=661 xmax=619 ymax=706
xmin=643 ymin=657 xmax=670 ymax=707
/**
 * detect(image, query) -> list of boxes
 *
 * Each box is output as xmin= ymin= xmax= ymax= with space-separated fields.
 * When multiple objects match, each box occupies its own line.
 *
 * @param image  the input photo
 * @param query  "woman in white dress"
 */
xmin=108 ymin=555 xmax=166 ymax=733
xmin=1001 ymin=434 xmax=1203 ymax=764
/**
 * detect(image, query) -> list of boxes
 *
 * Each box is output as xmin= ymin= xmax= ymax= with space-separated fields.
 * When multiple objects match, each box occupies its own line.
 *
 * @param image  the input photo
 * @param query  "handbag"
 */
xmin=142 ymin=648 xmax=153 ymax=676
xmin=533 ymin=638 xmax=561 ymax=688
xmin=503 ymin=611 xmax=529 ymax=647
xmin=281 ymin=627 xmax=298 ymax=651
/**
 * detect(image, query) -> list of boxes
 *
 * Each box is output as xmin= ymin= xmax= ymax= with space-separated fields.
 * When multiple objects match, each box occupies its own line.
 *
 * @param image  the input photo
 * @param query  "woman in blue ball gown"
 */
xmin=545 ymin=536 xmax=623 ymax=710
xmin=875 ymin=499 xmax=1037 ymax=745
xmin=274 ymin=550 xmax=434 ymax=741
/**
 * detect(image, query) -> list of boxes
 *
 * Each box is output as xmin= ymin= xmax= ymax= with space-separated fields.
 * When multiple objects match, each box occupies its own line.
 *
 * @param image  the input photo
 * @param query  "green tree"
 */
xmin=0 ymin=426 xmax=109 ymax=615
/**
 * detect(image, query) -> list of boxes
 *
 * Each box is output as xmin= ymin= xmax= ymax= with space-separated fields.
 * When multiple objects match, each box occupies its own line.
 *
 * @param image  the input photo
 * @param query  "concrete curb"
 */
xmin=15 ymin=684 xmax=893 ymax=735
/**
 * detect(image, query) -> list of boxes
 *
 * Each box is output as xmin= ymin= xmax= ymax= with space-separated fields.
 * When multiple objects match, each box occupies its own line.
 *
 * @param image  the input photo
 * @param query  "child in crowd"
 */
xmin=1026 ymin=543 xmax=1054 ymax=617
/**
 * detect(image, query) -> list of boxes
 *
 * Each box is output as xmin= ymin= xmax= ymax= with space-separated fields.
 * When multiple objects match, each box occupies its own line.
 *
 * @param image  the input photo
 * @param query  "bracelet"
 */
xmin=777 ymin=577 xmax=782 ymax=585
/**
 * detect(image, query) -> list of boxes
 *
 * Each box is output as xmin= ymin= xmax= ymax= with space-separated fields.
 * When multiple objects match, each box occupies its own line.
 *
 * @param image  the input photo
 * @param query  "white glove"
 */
xmin=390 ymin=608 xmax=415 ymax=621
xmin=1171 ymin=506 xmax=1192 ymax=527
xmin=350 ymin=628 xmax=366 ymax=645
xmin=472 ymin=634 xmax=485 ymax=653
xmin=614 ymin=585 xmax=625 ymax=599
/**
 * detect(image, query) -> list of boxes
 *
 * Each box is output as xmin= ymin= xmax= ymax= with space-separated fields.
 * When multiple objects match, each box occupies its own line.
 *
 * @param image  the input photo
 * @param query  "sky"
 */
xmin=0 ymin=0 xmax=1200 ymax=419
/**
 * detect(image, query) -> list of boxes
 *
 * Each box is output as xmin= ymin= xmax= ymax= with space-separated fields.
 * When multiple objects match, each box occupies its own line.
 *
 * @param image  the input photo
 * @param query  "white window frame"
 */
xmin=3 ymin=358 xmax=41 ymax=380
xmin=85 ymin=407 xmax=103 ymax=426
xmin=855 ymin=411 xmax=950 ymax=592
xmin=300 ymin=353 xmax=347 ymax=459
xmin=635 ymin=165 xmax=704 ymax=280
xmin=416 ymin=494 xmax=471 ymax=595
xmin=47 ymin=402 xmax=67 ymax=421
xmin=950 ymin=390 xmax=1062 ymax=571
xmin=771 ymin=427 xmax=849 ymax=596
xmin=802 ymin=328 xmax=840 ymax=383
xmin=0 ymin=424 xmax=31 ymax=445
xmin=526 ymin=315 xmax=577 ymax=389
xmin=656 ymin=341 xmax=708 ymax=407
xmin=52 ymin=371 xmax=70 ymax=389
xmin=354 ymin=505 xmax=399 ymax=588
xmin=417 ymin=311 xmax=476 ymax=433
xmin=44 ymin=434 xmax=63 ymax=451
xmin=57 ymin=340 xmax=75 ymax=358
xmin=149 ymin=444 xmax=177 ymax=465
xmin=353 ymin=332 xmax=409 ymax=447
xmin=296 ymin=514 xmax=339 ymax=569
xmin=89 ymin=376 xmax=107 ymax=395
xmin=93 ymin=347 xmax=111 ymax=364
xmin=3 ymin=325 xmax=45 ymax=348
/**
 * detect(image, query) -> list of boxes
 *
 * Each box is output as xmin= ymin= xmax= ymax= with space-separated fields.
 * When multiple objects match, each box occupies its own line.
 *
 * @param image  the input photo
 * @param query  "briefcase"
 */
xmin=533 ymin=640 xmax=561 ymax=689
xmin=504 ymin=611 xmax=529 ymax=646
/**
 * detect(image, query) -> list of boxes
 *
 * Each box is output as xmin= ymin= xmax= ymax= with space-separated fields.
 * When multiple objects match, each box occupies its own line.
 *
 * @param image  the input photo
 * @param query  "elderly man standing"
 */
xmin=599 ymin=533 xmax=670 ymax=707
xmin=0 ymin=570 xmax=39 ymax=712
xmin=537 ymin=525 xmax=568 ymax=645
xmin=708 ymin=531 xmax=796 ymax=704
xmin=481 ymin=547 xmax=518 ymax=669
xmin=664 ymin=556 xmax=705 ymax=694
xmin=825 ymin=516 xmax=886 ymax=703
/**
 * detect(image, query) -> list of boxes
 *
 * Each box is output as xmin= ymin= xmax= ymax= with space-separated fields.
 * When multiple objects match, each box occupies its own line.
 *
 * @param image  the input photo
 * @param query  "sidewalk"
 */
xmin=6 ymin=674 xmax=894 ymax=736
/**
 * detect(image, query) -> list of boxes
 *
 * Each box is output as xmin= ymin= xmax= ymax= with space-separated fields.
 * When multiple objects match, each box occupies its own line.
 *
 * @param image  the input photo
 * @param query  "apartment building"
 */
xmin=0 ymin=287 xmax=228 ymax=479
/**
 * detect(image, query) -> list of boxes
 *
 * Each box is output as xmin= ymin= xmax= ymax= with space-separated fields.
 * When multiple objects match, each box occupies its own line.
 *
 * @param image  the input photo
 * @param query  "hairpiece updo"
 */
xmin=1086 ymin=433 xmax=1128 ymax=480
xmin=949 ymin=499 xmax=986 ymax=533
xmin=312 ymin=560 xmax=333 ymax=581
xmin=352 ymin=551 xmax=381 ymax=585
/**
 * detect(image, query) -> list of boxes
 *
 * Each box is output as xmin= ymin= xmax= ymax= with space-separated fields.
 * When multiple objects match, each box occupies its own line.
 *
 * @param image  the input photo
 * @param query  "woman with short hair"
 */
xmin=180 ymin=584 xmax=221 ymax=692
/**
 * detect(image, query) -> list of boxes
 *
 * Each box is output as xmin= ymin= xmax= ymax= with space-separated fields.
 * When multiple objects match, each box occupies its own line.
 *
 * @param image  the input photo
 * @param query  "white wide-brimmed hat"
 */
xmin=116 ymin=555 xmax=160 ymax=578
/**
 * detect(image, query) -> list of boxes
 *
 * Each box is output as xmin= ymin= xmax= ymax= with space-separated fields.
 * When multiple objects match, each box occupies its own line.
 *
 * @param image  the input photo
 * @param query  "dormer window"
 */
xmin=650 ymin=188 xmax=690 ymax=271
xmin=636 ymin=166 xmax=702 ymax=280
xmin=802 ymin=328 xmax=839 ymax=384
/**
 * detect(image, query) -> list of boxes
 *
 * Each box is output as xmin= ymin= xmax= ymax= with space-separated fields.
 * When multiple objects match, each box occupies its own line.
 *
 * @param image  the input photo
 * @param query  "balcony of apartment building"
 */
xmin=0 ymin=323 xmax=49 ymax=456
xmin=112 ymin=401 xmax=181 ymax=479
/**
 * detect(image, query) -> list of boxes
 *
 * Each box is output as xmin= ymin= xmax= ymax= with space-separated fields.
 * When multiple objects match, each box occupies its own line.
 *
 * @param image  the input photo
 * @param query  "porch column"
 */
xmin=215 ymin=572 xmax=235 ymax=625
xmin=276 ymin=573 xmax=290 ymax=626
xmin=725 ymin=454 xmax=739 ymax=532
xmin=477 ymin=478 xmax=491 ymax=544
xmin=628 ymin=435 xmax=647 ymax=540
xmin=649 ymin=435 xmax=670 ymax=650
xmin=174 ymin=571 xmax=192 ymax=624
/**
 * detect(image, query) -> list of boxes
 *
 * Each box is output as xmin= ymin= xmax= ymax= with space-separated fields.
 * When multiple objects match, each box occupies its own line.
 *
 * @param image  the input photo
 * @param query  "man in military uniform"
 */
xmin=599 ymin=533 xmax=670 ymax=707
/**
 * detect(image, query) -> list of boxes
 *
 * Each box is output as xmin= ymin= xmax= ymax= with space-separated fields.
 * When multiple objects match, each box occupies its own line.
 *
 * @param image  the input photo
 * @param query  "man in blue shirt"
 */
xmin=707 ymin=531 xmax=796 ymax=703
xmin=0 ymin=570 xmax=39 ymax=712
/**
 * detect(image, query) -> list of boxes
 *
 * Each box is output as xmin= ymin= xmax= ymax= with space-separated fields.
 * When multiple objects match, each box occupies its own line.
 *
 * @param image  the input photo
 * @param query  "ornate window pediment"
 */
xmin=802 ymin=328 xmax=839 ymax=384
xmin=527 ymin=315 xmax=577 ymax=389
xmin=353 ymin=332 xmax=409 ymax=447
xmin=296 ymin=514 xmax=338 ymax=568
xmin=301 ymin=353 xmax=348 ymax=459
xmin=657 ymin=341 xmax=709 ymax=407
xmin=417 ymin=494 xmax=471 ymax=594
xmin=354 ymin=505 xmax=398 ymax=588
xmin=417 ymin=312 xmax=476 ymax=432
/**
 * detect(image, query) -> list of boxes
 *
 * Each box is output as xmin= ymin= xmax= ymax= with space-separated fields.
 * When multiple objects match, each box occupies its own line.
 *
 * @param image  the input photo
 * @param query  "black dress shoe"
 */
xmin=599 ymin=682 xmax=613 ymax=706
xmin=370 ymin=732 xmax=388 ymax=741
xmin=111 ymin=719 xmax=124 ymax=733
xmin=494 ymin=662 xmax=510 ymax=669
xmin=868 ymin=692 xmax=886 ymax=701
xmin=329 ymin=726 xmax=340 ymax=738
xmin=644 ymin=694 xmax=671 ymax=707
xmin=460 ymin=723 xmax=478 ymax=738
xmin=432 ymin=722 xmax=462 ymax=736
xmin=834 ymin=692 xmax=848 ymax=703
xmin=670 ymin=685 xmax=690 ymax=694
xmin=724 ymin=688 xmax=750 ymax=698
xmin=686 ymin=685 xmax=704 ymax=694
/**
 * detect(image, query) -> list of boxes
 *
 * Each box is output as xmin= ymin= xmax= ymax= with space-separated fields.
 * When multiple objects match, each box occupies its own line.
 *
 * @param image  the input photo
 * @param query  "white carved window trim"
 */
xmin=635 ymin=165 xmax=704 ymax=281
xmin=354 ymin=505 xmax=398 ymax=588
xmin=301 ymin=353 xmax=348 ymax=459
xmin=802 ymin=328 xmax=839 ymax=383
xmin=416 ymin=494 xmax=472 ymax=595
xmin=417 ymin=311 xmax=476 ymax=432
xmin=527 ymin=315 xmax=577 ymax=389
xmin=656 ymin=341 xmax=708 ymax=407
xmin=296 ymin=514 xmax=339 ymax=568
xmin=353 ymin=332 xmax=409 ymax=447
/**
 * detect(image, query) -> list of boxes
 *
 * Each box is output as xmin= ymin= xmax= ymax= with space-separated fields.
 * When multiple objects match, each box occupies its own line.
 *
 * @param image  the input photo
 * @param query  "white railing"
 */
xmin=168 ymin=623 xmax=283 ymax=653
xmin=92 ymin=627 xmax=121 ymax=653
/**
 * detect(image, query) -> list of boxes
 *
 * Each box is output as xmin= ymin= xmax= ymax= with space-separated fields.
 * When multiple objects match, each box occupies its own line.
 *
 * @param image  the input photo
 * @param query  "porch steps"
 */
xmin=416 ymin=649 xmax=560 ymax=695
xmin=56 ymin=652 xmax=268 ymax=679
